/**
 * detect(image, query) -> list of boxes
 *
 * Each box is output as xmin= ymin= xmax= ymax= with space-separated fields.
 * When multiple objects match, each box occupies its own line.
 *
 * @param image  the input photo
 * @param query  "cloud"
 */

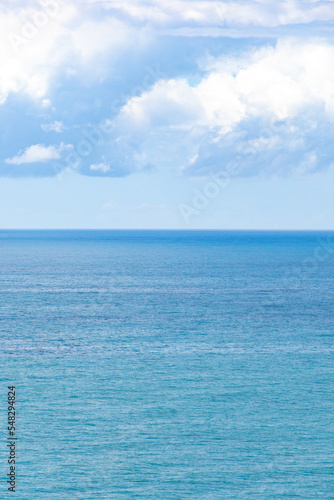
xmin=0 ymin=0 xmax=333 ymax=108
xmin=82 ymin=0 xmax=334 ymax=28
xmin=5 ymin=143 xmax=67 ymax=165
xmin=1 ymin=1 xmax=334 ymax=181
xmin=119 ymin=40 xmax=334 ymax=129
xmin=111 ymin=39 xmax=334 ymax=178
xmin=0 ymin=1 xmax=135 ymax=105
xmin=41 ymin=121 xmax=64 ymax=133
xmin=182 ymin=118 xmax=334 ymax=178
xmin=90 ymin=162 xmax=111 ymax=172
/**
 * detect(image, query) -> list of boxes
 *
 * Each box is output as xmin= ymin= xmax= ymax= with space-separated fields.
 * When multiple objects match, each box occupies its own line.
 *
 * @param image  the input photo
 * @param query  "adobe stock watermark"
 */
xmin=178 ymin=122 xmax=279 ymax=224
xmin=52 ymin=121 xmax=115 ymax=178
xmin=178 ymin=161 xmax=242 ymax=223
xmin=7 ymin=0 xmax=62 ymax=53
xmin=52 ymin=65 xmax=165 ymax=179
xmin=237 ymin=235 xmax=334 ymax=332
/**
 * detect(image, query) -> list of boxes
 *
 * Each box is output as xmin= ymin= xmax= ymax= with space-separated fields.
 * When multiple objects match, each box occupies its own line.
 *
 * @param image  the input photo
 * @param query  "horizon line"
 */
xmin=1 ymin=228 xmax=334 ymax=232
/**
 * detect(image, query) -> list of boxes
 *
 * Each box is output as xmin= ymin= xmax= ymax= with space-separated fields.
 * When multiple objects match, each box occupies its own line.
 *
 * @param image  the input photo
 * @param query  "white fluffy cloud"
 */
xmin=1 ymin=1 xmax=334 ymax=180
xmin=5 ymin=143 xmax=67 ymax=164
xmin=118 ymin=40 xmax=334 ymax=131
xmin=112 ymin=39 xmax=334 ymax=177
xmin=82 ymin=0 xmax=334 ymax=27
xmin=0 ymin=0 xmax=333 ymax=107
xmin=0 ymin=1 xmax=133 ymax=104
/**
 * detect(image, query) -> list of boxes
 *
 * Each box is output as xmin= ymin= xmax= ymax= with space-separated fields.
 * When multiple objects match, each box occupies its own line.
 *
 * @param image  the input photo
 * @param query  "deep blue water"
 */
xmin=0 ymin=230 xmax=333 ymax=499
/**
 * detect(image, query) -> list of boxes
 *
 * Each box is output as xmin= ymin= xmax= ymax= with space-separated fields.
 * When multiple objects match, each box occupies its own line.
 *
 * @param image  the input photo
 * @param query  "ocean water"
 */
xmin=0 ymin=230 xmax=333 ymax=499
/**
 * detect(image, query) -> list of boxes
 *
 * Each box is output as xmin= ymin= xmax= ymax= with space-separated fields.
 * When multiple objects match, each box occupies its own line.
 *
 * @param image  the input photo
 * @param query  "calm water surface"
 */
xmin=0 ymin=231 xmax=333 ymax=498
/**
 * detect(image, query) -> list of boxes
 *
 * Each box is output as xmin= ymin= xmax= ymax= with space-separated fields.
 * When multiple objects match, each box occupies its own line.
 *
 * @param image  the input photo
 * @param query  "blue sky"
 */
xmin=1 ymin=0 xmax=334 ymax=229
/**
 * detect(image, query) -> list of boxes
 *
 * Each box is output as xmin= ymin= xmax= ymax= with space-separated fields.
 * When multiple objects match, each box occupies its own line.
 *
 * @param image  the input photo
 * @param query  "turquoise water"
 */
xmin=0 ymin=230 xmax=333 ymax=498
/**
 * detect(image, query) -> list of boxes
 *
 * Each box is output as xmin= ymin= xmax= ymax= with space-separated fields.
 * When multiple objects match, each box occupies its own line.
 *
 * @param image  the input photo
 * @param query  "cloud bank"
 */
xmin=80 ymin=0 xmax=334 ymax=28
xmin=1 ymin=0 xmax=334 ymax=179
xmin=111 ymin=39 xmax=334 ymax=178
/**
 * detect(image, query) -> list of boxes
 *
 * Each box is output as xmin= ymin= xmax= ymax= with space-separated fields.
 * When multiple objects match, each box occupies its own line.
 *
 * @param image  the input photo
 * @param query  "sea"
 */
xmin=0 ymin=230 xmax=333 ymax=499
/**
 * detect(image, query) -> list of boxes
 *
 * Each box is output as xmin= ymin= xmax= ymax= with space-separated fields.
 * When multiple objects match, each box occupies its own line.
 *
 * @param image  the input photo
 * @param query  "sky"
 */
xmin=1 ymin=0 xmax=334 ymax=229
